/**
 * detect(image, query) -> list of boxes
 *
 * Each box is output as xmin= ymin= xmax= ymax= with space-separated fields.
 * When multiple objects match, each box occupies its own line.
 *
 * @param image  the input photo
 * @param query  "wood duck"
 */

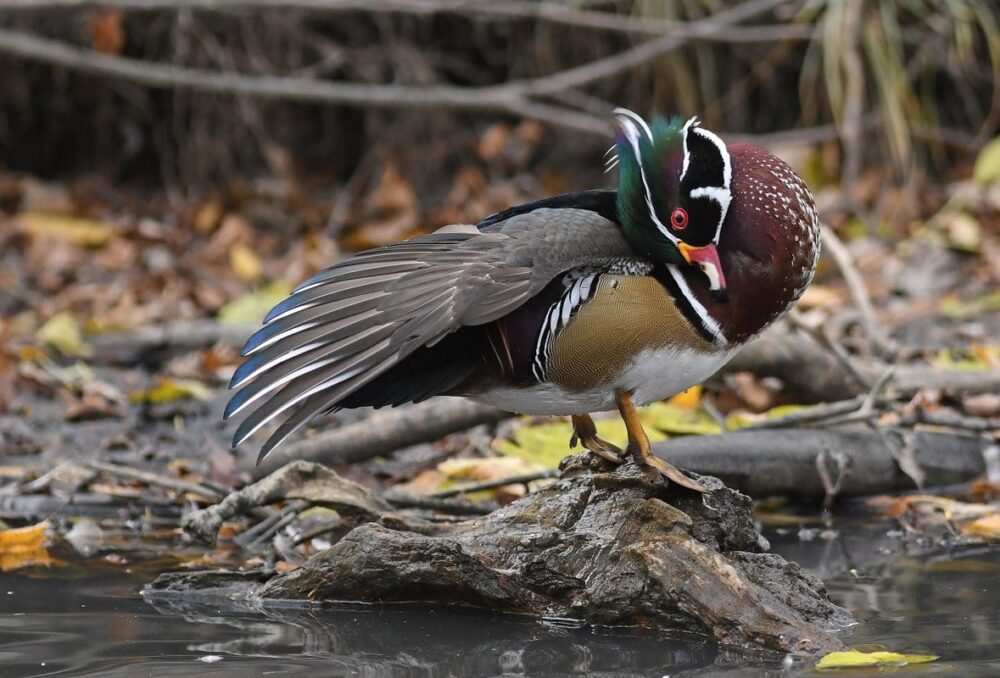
xmin=225 ymin=110 xmax=821 ymax=491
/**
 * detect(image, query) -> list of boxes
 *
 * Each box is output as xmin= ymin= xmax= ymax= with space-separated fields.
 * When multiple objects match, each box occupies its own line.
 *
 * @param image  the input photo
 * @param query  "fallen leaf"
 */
xmin=230 ymin=243 xmax=264 ymax=282
xmin=973 ymin=135 xmax=1000 ymax=184
xmin=494 ymin=420 xmax=625 ymax=469
xmin=218 ymin=281 xmax=293 ymax=325
xmin=961 ymin=513 xmax=1000 ymax=540
xmin=0 ymin=521 xmax=53 ymax=571
xmin=432 ymin=456 xmax=548 ymax=502
xmin=815 ymin=649 xmax=938 ymax=670
xmin=939 ymin=290 xmax=1000 ymax=319
xmin=35 ymin=312 xmax=92 ymax=357
xmin=941 ymin=211 xmax=981 ymax=252
xmin=17 ymin=211 xmax=114 ymax=247
xmin=962 ymin=393 xmax=1000 ymax=418
xmin=0 ymin=548 xmax=54 ymax=572
xmin=128 ymin=378 xmax=213 ymax=404
xmin=642 ymin=401 xmax=722 ymax=436
xmin=494 ymin=401 xmax=720 ymax=469
xmin=477 ymin=123 xmax=510 ymax=162
xmin=194 ymin=199 xmax=224 ymax=233
xmin=495 ymin=418 xmax=659 ymax=469
xmin=932 ymin=348 xmax=993 ymax=371
xmin=89 ymin=9 xmax=125 ymax=55
xmin=0 ymin=521 xmax=49 ymax=552
xmin=666 ymin=385 xmax=702 ymax=410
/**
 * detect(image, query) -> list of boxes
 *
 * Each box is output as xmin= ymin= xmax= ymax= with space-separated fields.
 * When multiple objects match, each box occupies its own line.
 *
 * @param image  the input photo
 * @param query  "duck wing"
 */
xmin=226 ymin=205 xmax=636 ymax=463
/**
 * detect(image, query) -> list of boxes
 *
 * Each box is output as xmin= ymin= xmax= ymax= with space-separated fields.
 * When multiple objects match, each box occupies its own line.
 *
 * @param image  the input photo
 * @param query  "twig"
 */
xmin=427 ymin=470 xmax=558 ymax=498
xmin=384 ymin=493 xmax=494 ymax=515
xmin=815 ymin=448 xmax=849 ymax=509
xmin=292 ymin=519 xmax=343 ymax=546
xmin=819 ymin=224 xmax=889 ymax=355
xmin=908 ymin=410 xmax=1000 ymax=434
xmin=86 ymin=460 xmax=225 ymax=499
xmin=237 ymin=499 xmax=310 ymax=549
xmin=786 ymin=309 xmax=873 ymax=389
xmin=740 ymin=395 xmax=874 ymax=430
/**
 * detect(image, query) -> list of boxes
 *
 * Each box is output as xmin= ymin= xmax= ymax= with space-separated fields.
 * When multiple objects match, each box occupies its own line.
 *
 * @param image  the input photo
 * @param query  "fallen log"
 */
xmin=255 ymin=397 xmax=510 ymax=475
xmin=653 ymin=427 xmax=987 ymax=498
xmin=174 ymin=457 xmax=852 ymax=656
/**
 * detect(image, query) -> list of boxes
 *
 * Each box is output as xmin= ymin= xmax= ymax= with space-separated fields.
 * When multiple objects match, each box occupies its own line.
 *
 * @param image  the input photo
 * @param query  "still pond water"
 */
xmin=1 ymin=516 xmax=999 ymax=677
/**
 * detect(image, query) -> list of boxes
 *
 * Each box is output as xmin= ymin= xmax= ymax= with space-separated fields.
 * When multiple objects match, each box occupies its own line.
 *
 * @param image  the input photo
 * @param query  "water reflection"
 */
xmin=145 ymin=588 xmax=720 ymax=676
xmin=2 ymin=518 xmax=1000 ymax=677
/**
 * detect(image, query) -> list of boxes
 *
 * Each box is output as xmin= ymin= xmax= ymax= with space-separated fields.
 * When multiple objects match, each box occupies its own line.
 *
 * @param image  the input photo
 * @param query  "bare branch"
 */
xmin=1 ymin=0 xmax=813 ymax=43
xmin=0 ymin=0 xmax=791 ymax=136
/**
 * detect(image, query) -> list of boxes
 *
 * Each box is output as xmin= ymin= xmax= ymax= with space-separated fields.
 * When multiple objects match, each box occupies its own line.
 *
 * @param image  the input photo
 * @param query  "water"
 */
xmin=1 ymin=520 xmax=999 ymax=677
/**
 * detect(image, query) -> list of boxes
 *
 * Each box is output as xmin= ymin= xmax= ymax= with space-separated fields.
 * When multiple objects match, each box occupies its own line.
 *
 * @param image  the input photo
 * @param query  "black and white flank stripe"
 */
xmin=531 ymin=272 xmax=599 ymax=381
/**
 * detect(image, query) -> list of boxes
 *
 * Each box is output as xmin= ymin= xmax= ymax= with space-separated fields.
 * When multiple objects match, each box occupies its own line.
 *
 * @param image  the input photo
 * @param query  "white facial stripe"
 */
xmin=680 ymin=118 xmax=733 ymax=244
xmin=614 ymin=109 xmax=679 ymax=244
xmin=680 ymin=116 xmax=699 ymax=183
xmin=691 ymin=126 xmax=732 ymax=189
xmin=666 ymin=264 xmax=726 ymax=346
xmin=689 ymin=186 xmax=733 ymax=243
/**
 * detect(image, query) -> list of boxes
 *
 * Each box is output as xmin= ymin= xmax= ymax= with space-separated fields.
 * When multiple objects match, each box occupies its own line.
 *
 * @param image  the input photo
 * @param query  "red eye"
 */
xmin=670 ymin=207 xmax=689 ymax=230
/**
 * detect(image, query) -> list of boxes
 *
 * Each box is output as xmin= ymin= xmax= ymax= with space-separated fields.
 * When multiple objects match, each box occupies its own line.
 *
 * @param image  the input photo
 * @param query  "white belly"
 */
xmin=474 ymin=347 xmax=735 ymax=415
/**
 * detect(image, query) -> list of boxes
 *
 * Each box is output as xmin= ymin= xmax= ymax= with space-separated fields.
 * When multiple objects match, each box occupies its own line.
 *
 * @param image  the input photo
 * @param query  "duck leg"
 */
xmin=615 ymin=391 xmax=707 ymax=493
xmin=570 ymin=413 xmax=624 ymax=465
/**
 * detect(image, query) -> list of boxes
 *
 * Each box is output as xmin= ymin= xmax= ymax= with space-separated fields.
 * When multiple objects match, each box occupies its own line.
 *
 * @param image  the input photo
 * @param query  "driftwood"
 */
xmin=182 ymin=460 xmax=394 ymax=542
xmin=177 ymin=456 xmax=852 ymax=655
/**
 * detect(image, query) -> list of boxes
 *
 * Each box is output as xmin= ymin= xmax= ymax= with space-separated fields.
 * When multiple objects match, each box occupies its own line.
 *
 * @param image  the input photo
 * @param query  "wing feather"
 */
xmin=227 ymin=206 xmax=637 ymax=460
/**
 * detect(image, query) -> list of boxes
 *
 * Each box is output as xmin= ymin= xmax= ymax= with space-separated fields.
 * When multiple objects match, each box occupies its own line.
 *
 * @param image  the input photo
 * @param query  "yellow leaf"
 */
xmin=961 ymin=513 xmax=1000 ymax=540
xmin=494 ymin=421 xmax=591 ymax=469
xmin=1 ymin=548 xmax=54 ymax=572
xmin=17 ymin=211 xmax=114 ymax=247
xmin=940 ymin=290 xmax=1000 ymax=320
xmin=230 ymin=244 xmax=263 ymax=282
xmin=932 ymin=348 xmax=992 ymax=371
xmin=973 ymin=135 xmax=1000 ymax=184
xmin=494 ymin=417 xmax=667 ymax=469
xmin=815 ymin=650 xmax=938 ymax=670
xmin=129 ymin=378 xmax=213 ymax=404
xmin=494 ymin=401 xmax=720 ymax=470
xmin=727 ymin=403 xmax=813 ymax=429
xmin=35 ymin=312 xmax=92 ymax=357
xmin=436 ymin=457 xmax=547 ymax=500
xmin=641 ymin=401 xmax=722 ymax=436
xmin=218 ymin=281 xmax=293 ymax=325
xmin=439 ymin=456 xmax=544 ymax=481
xmin=666 ymin=385 xmax=702 ymax=410
xmin=0 ymin=521 xmax=49 ymax=553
